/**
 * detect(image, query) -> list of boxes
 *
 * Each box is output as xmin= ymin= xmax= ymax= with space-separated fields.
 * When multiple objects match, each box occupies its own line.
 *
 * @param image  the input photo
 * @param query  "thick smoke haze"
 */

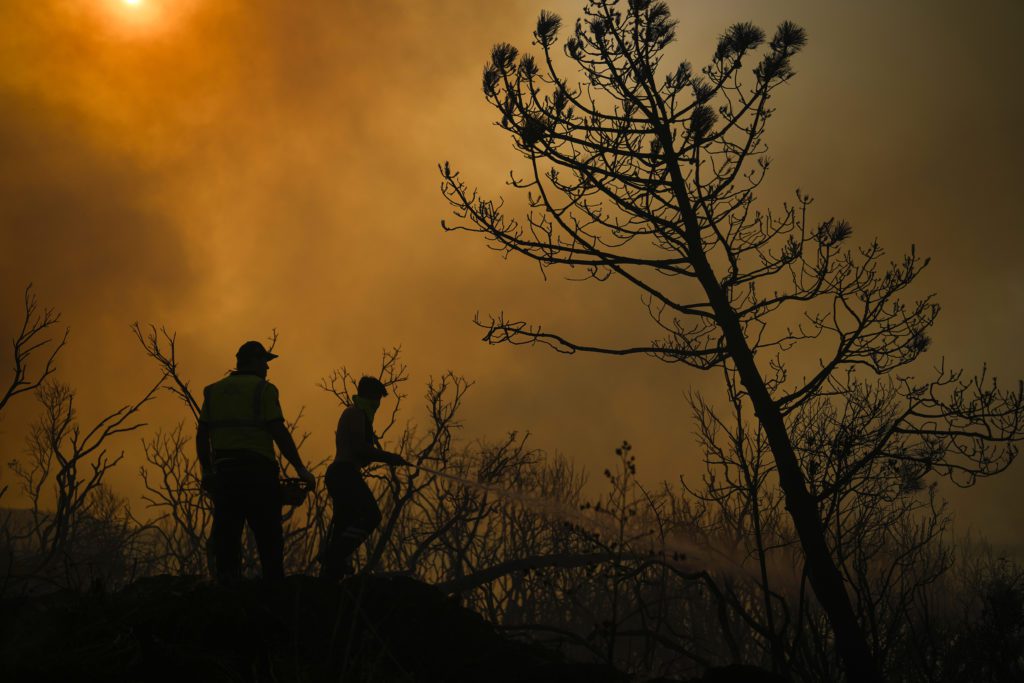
xmin=1 ymin=0 xmax=1022 ymax=550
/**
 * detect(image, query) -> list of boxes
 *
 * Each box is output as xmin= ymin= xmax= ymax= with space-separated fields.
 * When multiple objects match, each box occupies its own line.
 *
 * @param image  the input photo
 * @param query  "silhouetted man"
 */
xmin=320 ymin=376 xmax=407 ymax=579
xmin=196 ymin=341 xmax=316 ymax=583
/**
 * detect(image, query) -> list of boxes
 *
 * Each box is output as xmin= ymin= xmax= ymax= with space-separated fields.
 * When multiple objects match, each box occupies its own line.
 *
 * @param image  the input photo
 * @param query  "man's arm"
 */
xmin=262 ymin=383 xmax=315 ymax=487
xmin=268 ymin=420 xmax=316 ymax=486
xmin=196 ymin=420 xmax=212 ymax=472
xmin=341 ymin=409 xmax=406 ymax=466
xmin=196 ymin=419 xmax=218 ymax=494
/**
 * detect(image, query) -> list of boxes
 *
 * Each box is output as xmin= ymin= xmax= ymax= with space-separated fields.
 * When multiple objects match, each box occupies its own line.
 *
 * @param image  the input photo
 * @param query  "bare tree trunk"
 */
xmin=687 ymin=241 xmax=878 ymax=681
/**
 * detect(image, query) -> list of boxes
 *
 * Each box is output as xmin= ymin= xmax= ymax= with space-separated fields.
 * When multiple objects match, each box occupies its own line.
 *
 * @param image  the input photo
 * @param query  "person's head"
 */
xmin=356 ymin=376 xmax=388 ymax=406
xmin=235 ymin=341 xmax=278 ymax=377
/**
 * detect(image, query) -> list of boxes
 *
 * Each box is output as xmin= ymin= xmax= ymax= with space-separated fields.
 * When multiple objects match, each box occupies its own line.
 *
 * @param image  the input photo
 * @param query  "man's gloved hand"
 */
xmin=297 ymin=466 xmax=316 ymax=490
xmin=383 ymin=452 xmax=408 ymax=467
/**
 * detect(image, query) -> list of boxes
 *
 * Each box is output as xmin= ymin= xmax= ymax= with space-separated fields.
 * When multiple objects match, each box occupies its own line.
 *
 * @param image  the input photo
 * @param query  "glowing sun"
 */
xmin=102 ymin=0 xmax=176 ymax=36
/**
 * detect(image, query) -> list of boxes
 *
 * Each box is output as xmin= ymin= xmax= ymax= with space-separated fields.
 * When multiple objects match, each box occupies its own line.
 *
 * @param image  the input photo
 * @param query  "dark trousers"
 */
xmin=210 ymin=459 xmax=283 ymax=582
xmin=321 ymin=461 xmax=381 ymax=579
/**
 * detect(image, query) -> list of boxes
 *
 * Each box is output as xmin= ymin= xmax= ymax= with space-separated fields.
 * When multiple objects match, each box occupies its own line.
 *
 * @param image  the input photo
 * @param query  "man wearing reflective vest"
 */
xmin=320 ymin=376 xmax=407 ymax=579
xmin=196 ymin=340 xmax=316 ymax=582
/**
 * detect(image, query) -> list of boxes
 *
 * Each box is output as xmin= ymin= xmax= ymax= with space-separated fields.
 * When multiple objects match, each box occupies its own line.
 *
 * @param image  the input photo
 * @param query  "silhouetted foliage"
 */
xmin=439 ymin=2 xmax=1024 ymax=680
xmin=1 ymin=293 xmax=159 ymax=594
xmin=0 ymin=284 xmax=68 ymax=418
xmin=2 ymin=288 xmax=1020 ymax=679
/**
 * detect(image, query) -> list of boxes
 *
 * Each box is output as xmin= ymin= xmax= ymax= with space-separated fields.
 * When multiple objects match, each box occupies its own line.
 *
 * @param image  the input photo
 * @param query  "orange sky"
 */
xmin=1 ymin=0 xmax=1022 ymax=552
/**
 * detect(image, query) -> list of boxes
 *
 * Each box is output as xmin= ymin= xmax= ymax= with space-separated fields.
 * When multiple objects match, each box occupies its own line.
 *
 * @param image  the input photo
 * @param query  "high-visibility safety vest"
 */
xmin=199 ymin=372 xmax=284 ymax=463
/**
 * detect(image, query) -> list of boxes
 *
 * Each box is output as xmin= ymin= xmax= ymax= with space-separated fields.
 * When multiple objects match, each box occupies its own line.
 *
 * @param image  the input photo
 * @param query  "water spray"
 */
xmin=402 ymin=462 xmax=745 ymax=575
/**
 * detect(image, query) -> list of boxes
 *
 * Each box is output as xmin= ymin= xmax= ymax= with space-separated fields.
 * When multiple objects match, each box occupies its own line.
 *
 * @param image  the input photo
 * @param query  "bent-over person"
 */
xmin=320 ymin=376 xmax=406 ymax=579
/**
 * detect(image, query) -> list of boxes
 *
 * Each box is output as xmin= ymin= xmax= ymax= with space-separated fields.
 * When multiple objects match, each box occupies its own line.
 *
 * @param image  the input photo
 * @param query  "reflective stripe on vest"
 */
xmin=203 ymin=378 xmax=268 ymax=431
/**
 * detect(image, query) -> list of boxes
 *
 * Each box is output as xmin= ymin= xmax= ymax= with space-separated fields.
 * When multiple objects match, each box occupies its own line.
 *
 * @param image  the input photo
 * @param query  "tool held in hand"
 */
xmin=280 ymin=477 xmax=313 ymax=506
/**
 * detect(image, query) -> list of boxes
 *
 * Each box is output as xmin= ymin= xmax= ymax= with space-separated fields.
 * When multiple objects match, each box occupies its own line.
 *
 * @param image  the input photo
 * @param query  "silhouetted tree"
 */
xmin=5 ymin=377 xmax=159 ymax=592
xmin=439 ymin=2 xmax=1024 ymax=679
xmin=136 ymin=424 xmax=212 ymax=574
xmin=686 ymin=373 xmax=961 ymax=680
xmin=1 ymin=285 xmax=67 ymax=583
xmin=933 ymin=547 xmax=1024 ymax=682
xmin=0 ymin=285 xmax=68 ymax=419
xmin=0 ymin=284 xmax=68 ymax=511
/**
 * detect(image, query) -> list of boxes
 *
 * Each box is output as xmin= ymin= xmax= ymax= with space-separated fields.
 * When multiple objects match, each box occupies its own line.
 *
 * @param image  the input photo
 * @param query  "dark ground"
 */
xmin=0 ymin=574 xmax=628 ymax=683
xmin=0 ymin=574 xmax=790 ymax=682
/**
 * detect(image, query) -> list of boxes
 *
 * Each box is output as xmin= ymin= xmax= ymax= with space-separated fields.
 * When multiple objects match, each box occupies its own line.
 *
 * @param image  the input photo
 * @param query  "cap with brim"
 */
xmin=357 ymin=376 xmax=388 ymax=398
xmin=236 ymin=340 xmax=278 ymax=364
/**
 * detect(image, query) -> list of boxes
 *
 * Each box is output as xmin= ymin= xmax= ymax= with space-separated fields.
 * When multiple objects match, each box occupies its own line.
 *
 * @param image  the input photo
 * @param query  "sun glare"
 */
xmin=100 ymin=0 xmax=182 ymax=37
xmin=92 ymin=0 xmax=203 ymax=37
